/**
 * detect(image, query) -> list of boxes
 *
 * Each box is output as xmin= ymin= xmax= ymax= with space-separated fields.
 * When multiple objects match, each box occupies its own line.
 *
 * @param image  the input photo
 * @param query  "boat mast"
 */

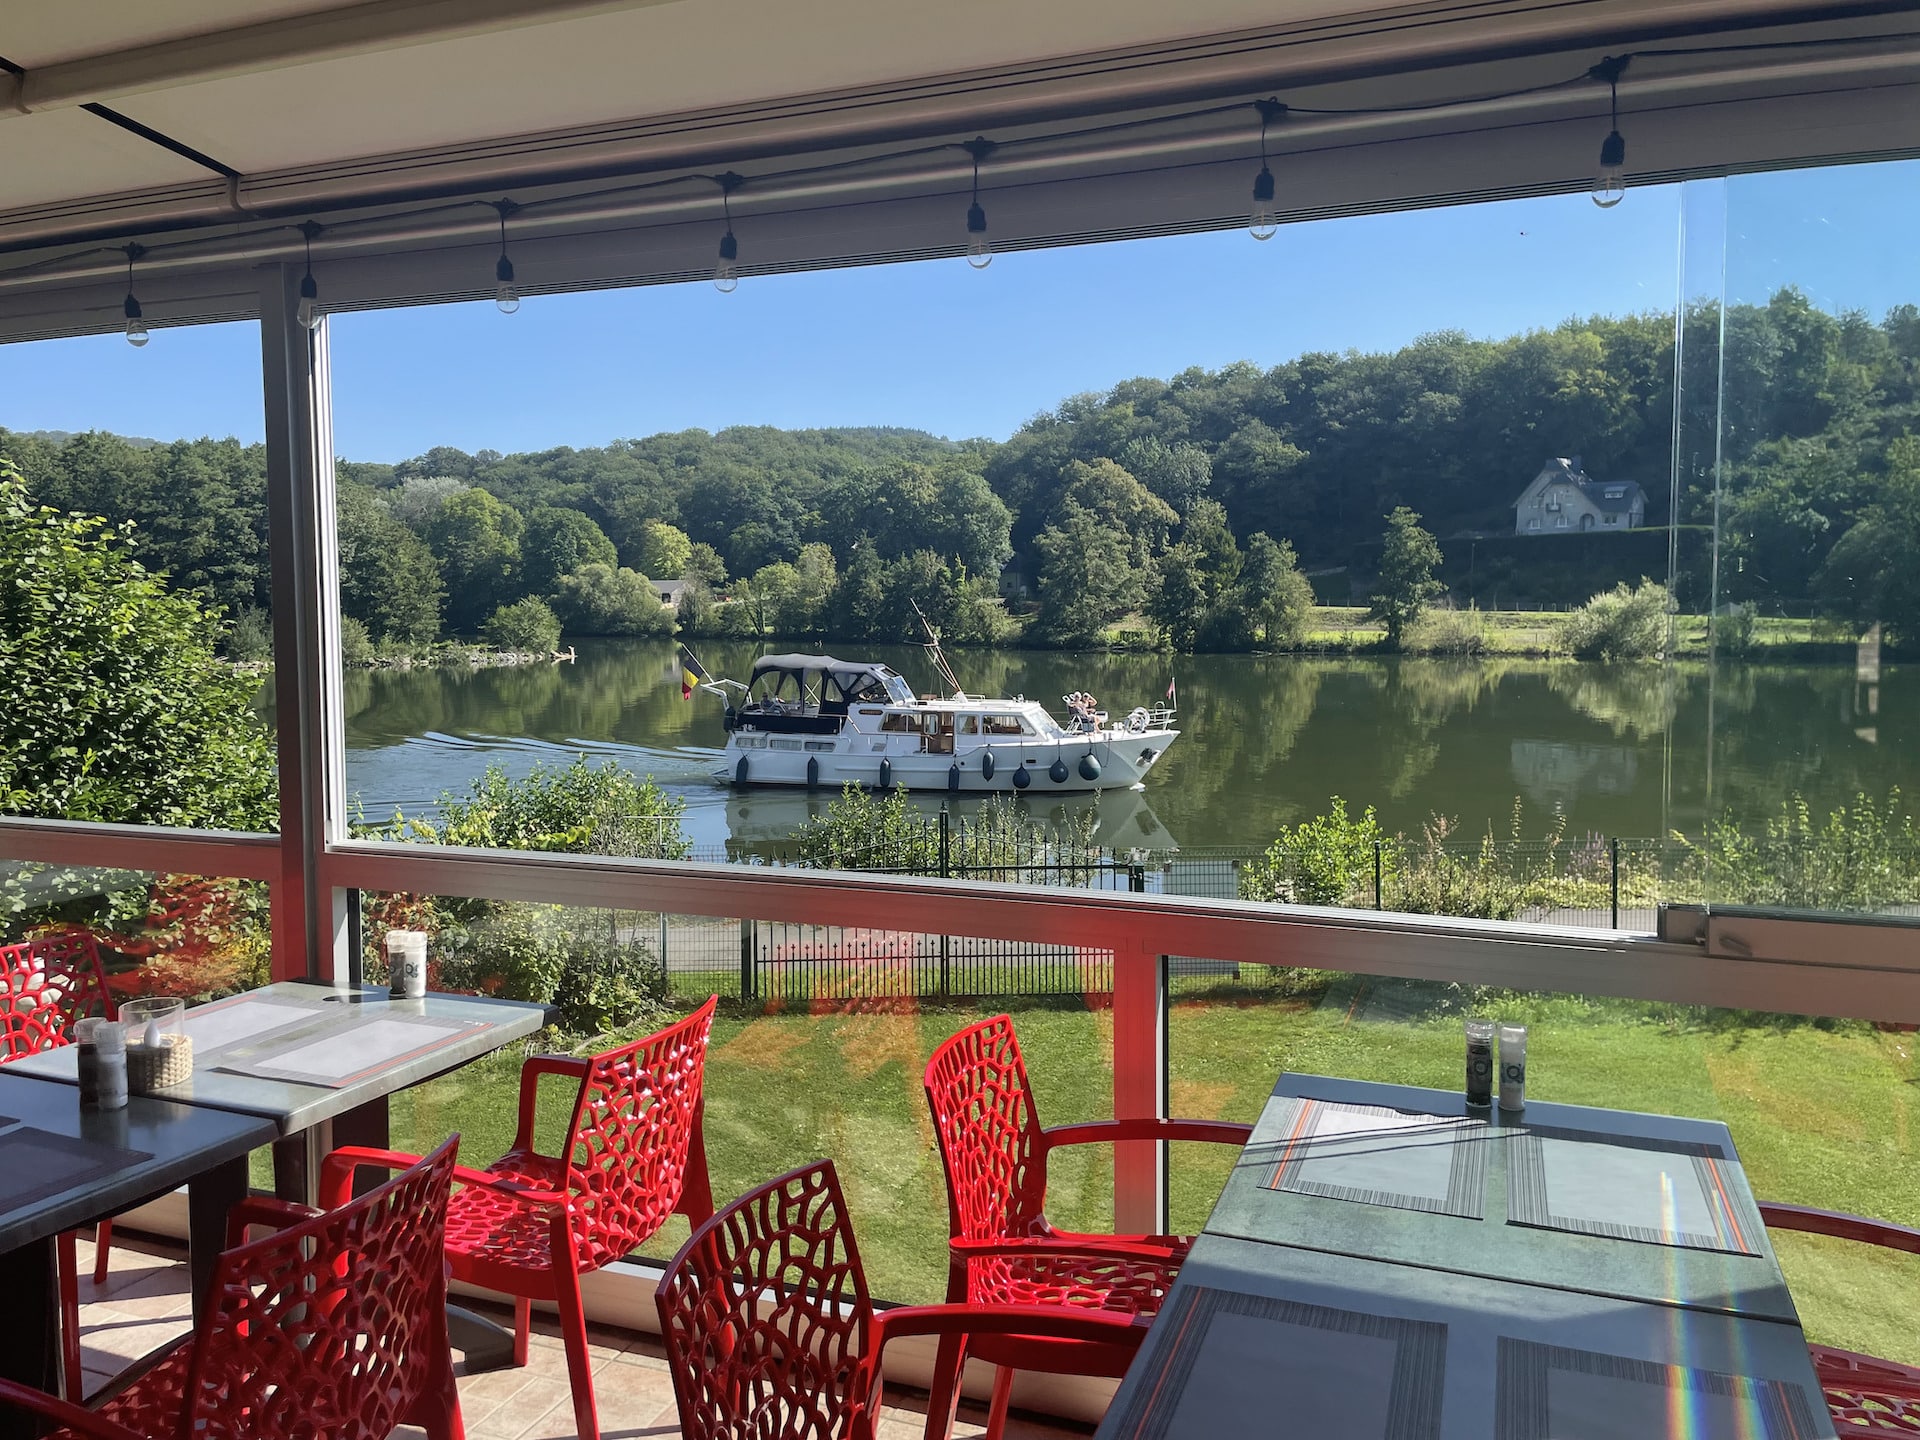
xmin=911 ymin=601 xmax=968 ymax=698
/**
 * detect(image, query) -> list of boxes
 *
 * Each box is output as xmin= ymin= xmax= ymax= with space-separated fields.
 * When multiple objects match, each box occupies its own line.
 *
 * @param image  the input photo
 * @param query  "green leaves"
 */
xmin=0 ymin=458 xmax=276 ymax=831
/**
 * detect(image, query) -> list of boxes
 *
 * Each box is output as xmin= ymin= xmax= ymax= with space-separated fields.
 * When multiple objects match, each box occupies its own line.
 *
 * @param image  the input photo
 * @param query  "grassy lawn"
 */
xmin=387 ymin=978 xmax=1919 ymax=1363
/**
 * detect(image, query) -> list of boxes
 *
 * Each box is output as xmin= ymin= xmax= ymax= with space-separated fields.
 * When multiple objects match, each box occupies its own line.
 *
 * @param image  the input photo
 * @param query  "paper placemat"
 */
xmin=181 ymin=995 xmax=329 ymax=1058
xmin=1253 ymin=1099 xmax=1492 ymax=1219
xmin=1108 ymin=1284 xmax=1447 ymax=1440
xmin=216 ymin=1014 xmax=490 ymax=1089
xmin=0 ymin=1126 xmax=154 ymax=1212
xmin=1506 ymin=1126 xmax=1759 ymax=1255
xmin=1496 ymin=1338 xmax=1822 ymax=1439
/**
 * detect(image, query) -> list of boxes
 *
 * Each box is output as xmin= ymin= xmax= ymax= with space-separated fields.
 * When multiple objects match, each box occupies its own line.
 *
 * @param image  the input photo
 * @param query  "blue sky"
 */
xmin=2 ymin=160 xmax=1914 ymax=462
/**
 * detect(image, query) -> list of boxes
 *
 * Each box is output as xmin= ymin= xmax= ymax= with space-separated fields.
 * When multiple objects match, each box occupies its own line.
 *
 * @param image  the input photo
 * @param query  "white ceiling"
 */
xmin=1 ymin=0 xmax=1359 ymax=215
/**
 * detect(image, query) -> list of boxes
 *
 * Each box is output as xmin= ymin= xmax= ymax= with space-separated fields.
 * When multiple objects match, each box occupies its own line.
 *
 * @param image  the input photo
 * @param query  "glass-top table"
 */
xmin=1095 ymin=1073 xmax=1836 ymax=1440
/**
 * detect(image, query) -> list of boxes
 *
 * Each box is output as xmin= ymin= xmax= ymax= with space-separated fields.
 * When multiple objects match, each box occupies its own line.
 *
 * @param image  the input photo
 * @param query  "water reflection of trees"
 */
xmin=1546 ymin=663 xmax=1693 ymax=738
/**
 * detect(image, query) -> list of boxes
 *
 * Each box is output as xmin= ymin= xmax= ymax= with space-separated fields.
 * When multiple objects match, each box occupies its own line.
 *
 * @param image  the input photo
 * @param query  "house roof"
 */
xmin=1512 ymin=459 xmax=1644 ymax=513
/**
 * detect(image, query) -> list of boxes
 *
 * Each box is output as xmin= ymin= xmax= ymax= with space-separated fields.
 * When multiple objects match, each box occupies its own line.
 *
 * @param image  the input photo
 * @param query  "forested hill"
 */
xmin=3 ymin=285 xmax=1917 ymax=647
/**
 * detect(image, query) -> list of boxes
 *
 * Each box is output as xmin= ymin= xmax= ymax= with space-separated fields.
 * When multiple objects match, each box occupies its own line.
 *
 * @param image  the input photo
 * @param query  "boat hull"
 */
xmin=715 ymin=730 xmax=1177 ymax=793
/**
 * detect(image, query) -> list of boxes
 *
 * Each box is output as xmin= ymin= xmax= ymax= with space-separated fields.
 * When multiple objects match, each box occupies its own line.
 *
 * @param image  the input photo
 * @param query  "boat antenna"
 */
xmin=912 ymin=600 xmax=967 ymax=698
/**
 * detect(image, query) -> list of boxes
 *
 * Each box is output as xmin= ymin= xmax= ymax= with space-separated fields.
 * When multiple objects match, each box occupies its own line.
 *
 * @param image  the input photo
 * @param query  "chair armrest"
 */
xmin=869 ymin=1301 xmax=1147 ymax=1351
xmin=522 ymin=1053 xmax=591 ymax=1081
xmin=1759 ymin=1201 xmax=1920 ymax=1256
xmin=950 ymin=1236 xmax=1184 ymax=1265
xmin=452 ymin=1164 xmax=571 ymax=1211
xmin=225 ymin=1195 xmax=322 ymax=1248
xmin=318 ymin=1144 xmax=430 ymax=1210
xmin=0 ymin=1379 xmax=151 ymax=1440
xmin=1041 ymin=1118 xmax=1254 ymax=1152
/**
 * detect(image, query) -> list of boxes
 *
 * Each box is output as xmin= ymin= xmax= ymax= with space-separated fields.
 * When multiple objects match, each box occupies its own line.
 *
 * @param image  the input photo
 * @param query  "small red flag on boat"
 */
xmin=1166 ymin=676 xmax=1176 ymax=704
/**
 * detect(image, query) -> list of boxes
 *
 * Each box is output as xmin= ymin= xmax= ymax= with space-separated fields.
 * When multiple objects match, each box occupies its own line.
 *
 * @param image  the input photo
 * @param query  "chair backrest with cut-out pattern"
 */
xmin=656 ymin=1160 xmax=872 ymax=1440
xmin=560 ymin=995 xmax=716 ymax=1267
xmin=0 ymin=934 xmax=115 ymax=1062
xmin=924 ymin=1013 xmax=1048 ymax=1245
xmin=185 ymin=1138 xmax=457 ymax=1440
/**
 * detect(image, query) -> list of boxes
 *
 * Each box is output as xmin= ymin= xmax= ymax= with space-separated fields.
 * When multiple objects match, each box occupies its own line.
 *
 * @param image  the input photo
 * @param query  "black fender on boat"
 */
xmin=980 ymin=751 xmax=996 ymax=781
xmin=878 ymin=757 xmax=892 ymax=790
xmin=1049 ymin=757 xmax=1069 ymax=784
xmin=948 ymin=763 xmax=960 ymax=793
xmin=734 ymin=755 xmax=749 ymax=786
xmin=1079 ymin=753 xmax=1102 ymax=781
xmin=806 ymin=755 xmax=819 ymax=790
xmin=1013 ymin=765 xmax=1031 ymax=789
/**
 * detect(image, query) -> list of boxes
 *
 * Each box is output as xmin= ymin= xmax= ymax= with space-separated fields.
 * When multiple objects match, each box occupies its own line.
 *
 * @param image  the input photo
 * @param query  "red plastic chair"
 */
xmin=0 ymin=935 xmax=118 ymax=1403
xmin=396 ymin=997 xmax=717 ymax=1440
xmin=1760 ymin=1201 xmax=1920 ymax=1435
xmin=923 ymin=1013 xmax=1253 ymax=1438
xmin=657 ymin=1159 xmax=1144 ymax=1440
xmin=41 ymin=1137 xmax=462 ymax=1440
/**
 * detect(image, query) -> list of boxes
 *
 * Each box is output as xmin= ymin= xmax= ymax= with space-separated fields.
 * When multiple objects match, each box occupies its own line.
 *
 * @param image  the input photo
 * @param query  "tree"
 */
xmin=1368 ymin=506 xmax=1445 ymax=649
xmin=552 ymin=563 xmax=673 ymax=635
xmin=1032 ymin=503 xmax=1143 ymax=646
xmin=830 ymin=542 xmax=890 ymax=642
xmin=1149 ymin=545 xmax=1209 ymax=651
xmin=1238 ymin=533 xmax=1314 ymax=647
xmin=0 ymin=459 xmax=276 ymax=829
xmin=336 ymin=479 xmax=443 ymax=642
xmin=683 ymin=542 xmax=728 ymax=588
xmin=429 ymin=487 xmax=524 ymax=632
xmin=1559 ymin=579 xmax=1672 ymax=659
xmin=1816 ymin=435 xmax=1920 ymax=642
xmin=521 ymin=506 xmax=616 ymax=597
xmin=388 ymin=475 xmax=468 ymax=532
xmin=483 ymin=596 xmax=562 ymax=653
xmin=636 ymin=520 xmax=693 ymax=584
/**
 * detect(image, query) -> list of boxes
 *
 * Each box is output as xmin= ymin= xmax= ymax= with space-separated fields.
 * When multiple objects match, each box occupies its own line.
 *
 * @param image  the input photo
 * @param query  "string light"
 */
xmin=121 ymin=244 xmax=148 ymax=347
xmin=714 ymin=173 xmax=742 ymax=293
xmin=296 ymin=221 xmax=323 ymax=331
xmin=962 ymin=137 xmax=995 ymax=269
xmin=1249 ymin=100 xmax=1286 ymax=240
xmin=492 ymin=199 xmax=521 ymax=312
xmin=1589 ymin=56 xmax=1629 ymax=208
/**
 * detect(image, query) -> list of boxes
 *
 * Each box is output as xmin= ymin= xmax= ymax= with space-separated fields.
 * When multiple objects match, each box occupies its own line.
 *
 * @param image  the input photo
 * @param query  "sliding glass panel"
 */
xmin=1688 ymin=158 xmax=1920 ymax=919
xmin=0 ymin=321 xmax=275 ymax=834
xmin=369 ymin=889 xmax=1113 ymax=1304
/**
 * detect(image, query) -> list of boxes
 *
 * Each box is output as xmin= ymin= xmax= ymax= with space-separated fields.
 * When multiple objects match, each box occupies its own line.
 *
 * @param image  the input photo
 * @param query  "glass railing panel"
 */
xmin=369 ymin=893 xmax=1115 ymax=1304
xmin=1166 ymin=955 xmax=1920 ymax=1368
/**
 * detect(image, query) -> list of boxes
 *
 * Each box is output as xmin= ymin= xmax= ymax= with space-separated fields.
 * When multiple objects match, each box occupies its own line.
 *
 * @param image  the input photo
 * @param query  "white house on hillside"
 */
xmin=1512 ymin=457 xmax=1646 ymax=535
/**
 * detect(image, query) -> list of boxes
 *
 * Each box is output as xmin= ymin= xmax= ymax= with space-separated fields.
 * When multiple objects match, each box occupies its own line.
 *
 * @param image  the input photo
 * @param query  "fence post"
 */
xmin=1374 ymin=842 xmax=1384 ymax=910
xmin=938 ymin=807 xmax=952 ymax=997
xmin=1611 ymin=838 xmax=1621 ymax=929
xmin=738 ymin=917 xmax=755 ymax=1003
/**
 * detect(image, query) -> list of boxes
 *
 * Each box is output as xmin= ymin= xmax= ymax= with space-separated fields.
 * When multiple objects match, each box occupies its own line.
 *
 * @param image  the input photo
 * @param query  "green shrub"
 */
xmin=1241 ymin=798 xmax=1389 ymax=906
xmin=483 ymin=596 xmax=561 ymax=653
xmin=1559 ymin=579 xmax=1670 ymax=660
xmin=1409 ymin=604 xmax=1489 ymax=656
xmin=431 ymin=903 xmax=665 ymax=1035
xmin=339 ymin=615 xmax=374 ymax=666
xmin=1711 ymin=602 xmax=1757 ymax=655
xmin=552 ymin=563 xmax=674 ymax=636
xmin=225 ymin=605 xmax=273 ymax=662
xmin=422 ymin=756 xmax=691 ymax=858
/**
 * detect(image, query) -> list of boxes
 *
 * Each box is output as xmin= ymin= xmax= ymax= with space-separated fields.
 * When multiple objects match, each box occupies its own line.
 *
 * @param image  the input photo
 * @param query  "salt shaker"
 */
xmin=1498 ymin=1023 xmax=1528 ymax=1112
xmin=75 ymin=1017 xmax=103 ymax=1107
xmin=387 ymin=929 xmax=429 ymax=999
xmin=94 ymin=1020 xmax=129 ymax=1111
xmin=1464 ymin=1018 xmax=1494 ymax=1107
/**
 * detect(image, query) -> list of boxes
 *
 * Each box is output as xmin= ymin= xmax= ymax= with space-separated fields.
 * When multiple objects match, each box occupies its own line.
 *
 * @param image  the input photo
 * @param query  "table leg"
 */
xmin=331 ymin=1095 xmax=390 ymax=1197
xmin=0 ymin=1238 xmax=60 ymax=1440
xmin=270 ymin=1134 xmax=310 ymax=1204
xmin=187 ymin=1156 xmax=249 ymax=1322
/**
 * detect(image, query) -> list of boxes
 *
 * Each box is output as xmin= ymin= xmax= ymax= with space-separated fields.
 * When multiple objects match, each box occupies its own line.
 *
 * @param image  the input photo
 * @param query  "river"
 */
xmin=337 ymin=639 xmax=1909 ymax=856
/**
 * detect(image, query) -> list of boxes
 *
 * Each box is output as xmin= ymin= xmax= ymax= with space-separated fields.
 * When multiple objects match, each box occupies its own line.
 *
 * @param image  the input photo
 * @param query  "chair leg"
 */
xmin=513 ymin=1296 xmax=531 ymax=1367
xmin=91 ymin=1222 xmax=112 ymax=1288
xmin=922 ymin=1333 xmax=968 ymax=1440
xmin=984 ymin=1365 xmax=1015 ymax=1440
xmin=553 ymin=1267 xmax=599 ymax=1440
xmin=55 ymin=1231 xmax=83 ymax=1405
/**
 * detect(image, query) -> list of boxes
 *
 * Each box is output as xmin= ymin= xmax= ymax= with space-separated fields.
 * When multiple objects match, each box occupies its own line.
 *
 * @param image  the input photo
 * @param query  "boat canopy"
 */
xmin=747 ymin=654 xmax=914 ymax=708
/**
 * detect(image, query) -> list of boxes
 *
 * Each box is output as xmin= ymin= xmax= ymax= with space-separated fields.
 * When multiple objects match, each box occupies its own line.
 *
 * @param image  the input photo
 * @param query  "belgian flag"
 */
xmin=679 ymin=645 xmax=712 ymax=700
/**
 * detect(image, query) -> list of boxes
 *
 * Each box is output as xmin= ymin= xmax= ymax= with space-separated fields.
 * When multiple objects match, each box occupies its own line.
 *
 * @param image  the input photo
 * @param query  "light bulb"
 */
xmin=1249 ymin=166 xmax=1278 ymax=241
xmin=494 ymin=253 xmax=520 ymax=313
xmin=965 ymin=200 xmax=992 ymax=269
xmin=297 ymin=272 xmax=322 ymax=330
xmin=1591 ymin=130 xmax=1626 ymax=209
xmin=123 ymin=294 xmax=148 ymax=347
xmin=714 ymin=229 xmax=740 ymax=293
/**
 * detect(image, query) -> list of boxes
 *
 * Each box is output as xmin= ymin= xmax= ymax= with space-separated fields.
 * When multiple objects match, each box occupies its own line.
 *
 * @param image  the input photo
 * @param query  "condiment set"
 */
xmin=1464 ymin=1017 xmax=1527 ymax=1112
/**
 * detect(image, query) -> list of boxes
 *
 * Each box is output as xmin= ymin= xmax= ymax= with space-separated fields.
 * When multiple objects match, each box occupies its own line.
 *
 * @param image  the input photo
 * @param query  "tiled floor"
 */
xmin=71 ymin=1234 xmax=1092 ymax=1440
